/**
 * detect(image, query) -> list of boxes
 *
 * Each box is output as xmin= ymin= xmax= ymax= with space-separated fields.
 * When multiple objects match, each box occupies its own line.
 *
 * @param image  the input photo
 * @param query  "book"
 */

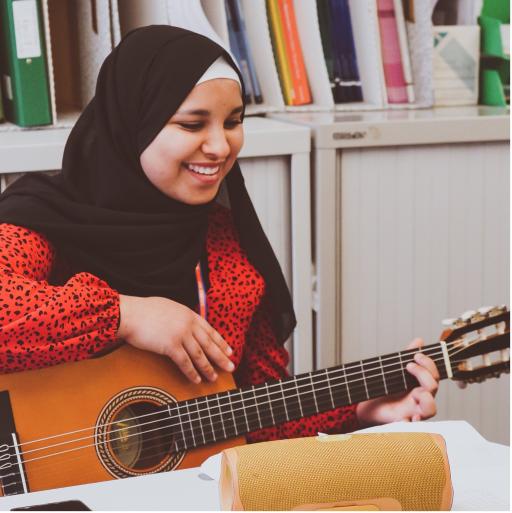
xmin=393 ymin=0 xmax=415 ymax=102
xmin=0 ymin=0 xmax=52 ymax=126
xmin=433 ymin=25 xmax=480 ymax=105
xmin=318 ymin=0 xmax=363 ymax=103
xmin=329 ymin=0 xmax=363 ymax=103
xmin=376 ymin=0 xmax=408 ymax=103
xmin=316 ymin=0 xmax=337 ymax=101
xmin=75 ymin=0 xmax=115 ymax=108
xmin=266 ymin=0 xmax=294 ymax=104
xmin=277 ymin=0 xmax=311 ymax=105
xmin=225 ymin=0 xmax=263 ymax=104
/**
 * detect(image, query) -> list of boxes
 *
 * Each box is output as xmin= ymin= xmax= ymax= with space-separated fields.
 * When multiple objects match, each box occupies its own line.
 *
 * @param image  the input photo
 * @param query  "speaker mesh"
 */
xmin=231 ymin=433 xmax=449 ymax=510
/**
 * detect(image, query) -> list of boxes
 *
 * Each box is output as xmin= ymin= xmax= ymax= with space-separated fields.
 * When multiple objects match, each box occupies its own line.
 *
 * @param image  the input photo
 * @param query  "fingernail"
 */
xmin=406 ymin=362 xmax=415 ymax=371
xmin=194 ymin=376 xmax=201 ymax=384
xmin=227 ymin=346 xmax=233 ymax=355
xmin=228 ymin=362 xmax=235 ymax=371
xmin=211 ymin=373 xmax=218 ymax=381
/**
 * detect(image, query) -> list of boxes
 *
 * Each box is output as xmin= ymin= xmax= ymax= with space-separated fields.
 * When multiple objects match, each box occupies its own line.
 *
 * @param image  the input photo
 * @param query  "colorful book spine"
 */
xmin=277 ymin=0 xmax=311 ymax=105
xmin=329 ymin=0 xmax=363 ymax=103
xmin=316 ymin=0 xmax=337 ymax=101
xmin=393 ymin=0 xmax=415 ymax=103
xmin=376 ymin=0 xmax=408 ymax=103
xmin=0 ymin=0 xmax=52 ymax=126
xmin=266 ymin=0 xmax=294 ymax=104
xmin=226 ymin=0 xmax=253 ymax=104
xmin=232 ymin=0 xmax=263 ymax=104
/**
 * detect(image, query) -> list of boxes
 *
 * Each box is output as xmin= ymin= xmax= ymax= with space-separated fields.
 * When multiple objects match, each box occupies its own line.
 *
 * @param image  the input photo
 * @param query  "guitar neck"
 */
xmin=170 ymin=342 xmax=449 ymax=451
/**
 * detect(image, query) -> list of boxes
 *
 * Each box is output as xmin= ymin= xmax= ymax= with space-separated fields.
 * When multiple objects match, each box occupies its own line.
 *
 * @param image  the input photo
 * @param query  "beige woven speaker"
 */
xmin=219 ymin=433 xmax=453 ymax=511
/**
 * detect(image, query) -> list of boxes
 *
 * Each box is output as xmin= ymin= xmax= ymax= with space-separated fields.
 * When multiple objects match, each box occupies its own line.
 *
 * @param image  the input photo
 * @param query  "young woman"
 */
xmin=0 ymin=26 xmax=439 ymax=443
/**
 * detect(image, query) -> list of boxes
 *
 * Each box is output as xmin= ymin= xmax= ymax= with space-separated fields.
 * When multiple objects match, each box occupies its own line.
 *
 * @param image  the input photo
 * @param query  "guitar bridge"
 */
xmin=0 ymin=391 xmax=29 ymax=496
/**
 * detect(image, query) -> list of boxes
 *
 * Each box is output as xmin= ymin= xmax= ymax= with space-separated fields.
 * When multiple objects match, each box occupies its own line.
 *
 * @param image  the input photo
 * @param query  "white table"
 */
xmin=0 ymin=421 xmax=508 ymax=511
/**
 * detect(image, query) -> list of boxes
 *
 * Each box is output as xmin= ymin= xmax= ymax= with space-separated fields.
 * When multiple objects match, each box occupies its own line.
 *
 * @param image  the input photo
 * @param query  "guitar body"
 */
xmin=0 ymin=344 xmax=245 ymax=495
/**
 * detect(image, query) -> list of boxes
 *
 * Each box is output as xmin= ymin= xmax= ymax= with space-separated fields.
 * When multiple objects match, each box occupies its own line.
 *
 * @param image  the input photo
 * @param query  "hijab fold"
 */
xmin=0 ymin=25 xmax=296 ymax=343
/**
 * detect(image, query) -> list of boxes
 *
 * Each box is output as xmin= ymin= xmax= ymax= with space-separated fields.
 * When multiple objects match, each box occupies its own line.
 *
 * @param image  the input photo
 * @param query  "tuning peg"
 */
xmin=460 ymin=310 xmax=477 ymax=322
xmin=489 ymin=305 xmax=508 ymax=317
xmin=456 ymin=381 xmax=468 ymax=389
xmin=442 ymin=318 xmax=458 ymax=327
xmin=478 ymin=306 xmax=494 ymax=315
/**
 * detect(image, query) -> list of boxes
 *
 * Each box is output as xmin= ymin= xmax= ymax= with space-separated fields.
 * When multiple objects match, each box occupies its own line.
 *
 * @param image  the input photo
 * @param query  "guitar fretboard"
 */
xmin=167 ymin=342 xmax=449 ymax=451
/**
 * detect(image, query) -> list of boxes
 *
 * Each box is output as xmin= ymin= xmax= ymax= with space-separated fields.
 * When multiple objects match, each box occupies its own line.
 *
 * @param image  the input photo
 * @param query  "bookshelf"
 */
xmin=271 ymin=105 xmax=510 ymax=445
xmin=0 ymin=0 xmax=510 ymax=444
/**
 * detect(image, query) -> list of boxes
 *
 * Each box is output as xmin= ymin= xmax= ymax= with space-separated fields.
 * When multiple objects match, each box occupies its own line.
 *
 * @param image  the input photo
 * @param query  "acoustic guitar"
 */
xmin=0 ymin=306 xmax=509 ymax=496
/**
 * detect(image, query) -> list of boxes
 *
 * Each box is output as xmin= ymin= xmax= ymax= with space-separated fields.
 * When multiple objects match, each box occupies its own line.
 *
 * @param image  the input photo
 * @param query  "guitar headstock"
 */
xmin=440 ymin=306 xmax=510 ymax=385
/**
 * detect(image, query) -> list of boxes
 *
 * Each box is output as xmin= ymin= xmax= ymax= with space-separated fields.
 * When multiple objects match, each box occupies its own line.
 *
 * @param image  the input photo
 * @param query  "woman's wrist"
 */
xmin=117 ymin=294 xmax=140 ymax=340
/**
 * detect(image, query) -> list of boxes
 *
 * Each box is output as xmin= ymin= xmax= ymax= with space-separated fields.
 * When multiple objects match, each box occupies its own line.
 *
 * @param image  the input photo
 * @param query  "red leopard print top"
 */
xmin=0 ymin=204 xmax=359 ymax=441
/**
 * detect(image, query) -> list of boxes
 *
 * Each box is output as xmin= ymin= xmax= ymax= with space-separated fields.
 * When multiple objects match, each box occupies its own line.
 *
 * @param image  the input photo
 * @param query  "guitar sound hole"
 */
xmin=109 ymin=401 xmax=174 ymax=471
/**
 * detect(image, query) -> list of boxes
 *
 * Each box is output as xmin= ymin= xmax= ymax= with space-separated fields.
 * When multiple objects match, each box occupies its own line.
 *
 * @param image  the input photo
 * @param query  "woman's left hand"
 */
xmin=355 ymin=338 xmax=440 ymax=427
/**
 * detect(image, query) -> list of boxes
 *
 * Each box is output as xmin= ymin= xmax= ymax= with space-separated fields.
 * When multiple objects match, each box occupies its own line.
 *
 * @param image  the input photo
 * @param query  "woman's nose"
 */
xmin=202 ymin=128 xmax=230 ymax=159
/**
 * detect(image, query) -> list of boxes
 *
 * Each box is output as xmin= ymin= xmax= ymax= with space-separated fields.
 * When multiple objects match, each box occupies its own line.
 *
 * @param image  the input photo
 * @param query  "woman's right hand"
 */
xmin=117 ymin=294 xmax=234 ymax=384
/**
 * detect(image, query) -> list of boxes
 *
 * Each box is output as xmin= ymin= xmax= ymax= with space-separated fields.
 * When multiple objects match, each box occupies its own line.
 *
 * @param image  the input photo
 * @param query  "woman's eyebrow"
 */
xmin=177 ymin=106 xmax=244 ymax=116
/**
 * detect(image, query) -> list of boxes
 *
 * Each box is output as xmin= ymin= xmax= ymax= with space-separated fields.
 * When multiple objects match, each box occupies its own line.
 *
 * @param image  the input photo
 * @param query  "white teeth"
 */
xmin=186 ymin=164 xmax=220 ymax=175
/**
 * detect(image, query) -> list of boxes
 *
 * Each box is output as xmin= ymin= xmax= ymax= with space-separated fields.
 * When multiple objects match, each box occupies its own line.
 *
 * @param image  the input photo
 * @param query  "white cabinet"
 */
xmin=271 ymin=106 xmax=510 ymax=444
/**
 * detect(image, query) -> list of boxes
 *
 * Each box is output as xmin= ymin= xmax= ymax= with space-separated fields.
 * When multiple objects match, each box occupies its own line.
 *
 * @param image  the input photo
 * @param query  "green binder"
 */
xmin=0 ymin=0 xmax=52 ymax=126
xmin=478 ymin=0 xmax=510 ymax=106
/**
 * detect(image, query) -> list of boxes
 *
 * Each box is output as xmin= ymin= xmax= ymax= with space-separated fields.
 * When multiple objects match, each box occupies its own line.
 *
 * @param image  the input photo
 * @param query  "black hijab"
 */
xmin=0 ymin=25 xmax=296 ymax=343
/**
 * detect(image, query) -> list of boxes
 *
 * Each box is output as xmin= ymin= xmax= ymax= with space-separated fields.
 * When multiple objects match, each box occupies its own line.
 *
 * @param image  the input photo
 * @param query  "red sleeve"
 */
xmin=235 ymin=298 xmax=360 ymax=443
xmin=0 ymin=223 xmax=120 ymax=373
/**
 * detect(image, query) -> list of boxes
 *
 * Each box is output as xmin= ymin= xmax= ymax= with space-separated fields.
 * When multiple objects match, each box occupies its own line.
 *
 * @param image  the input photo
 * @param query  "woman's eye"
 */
xmin=178 ymin=122 xmax=203 ymax=130
xmin=224 ymin=119 xmax=242 ymax=129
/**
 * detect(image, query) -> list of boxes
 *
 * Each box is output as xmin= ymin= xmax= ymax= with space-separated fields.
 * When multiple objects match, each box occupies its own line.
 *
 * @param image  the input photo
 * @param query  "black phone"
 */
xmin=11 ymin=500 xmax=90 ymax=511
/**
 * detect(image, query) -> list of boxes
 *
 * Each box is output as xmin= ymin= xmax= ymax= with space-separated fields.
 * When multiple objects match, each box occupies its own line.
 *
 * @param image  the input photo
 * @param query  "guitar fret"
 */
xmin=296 ymin=376 xmax=304 ymax=417
xmin=309 ymin=371 xmax=333 ymax=413
xmin=202 ymin=395 xmax=216 ymax=443
xmin=348 ymin=362 xmax=369 ymax=404
xmin=216 ymin=394 xmax=227 ymax=440
xmin=175 ymin=403 xmax=190 ymax=450
xmin=326 ymin=367 xmax=350 ymax=407
xmin=281 ymin=378 xmax=302 ymax=419
xmin=280 ymin=381 xmax=290 ymax=421
xmin=339 ymin=366 xmax=350 ymax=404
xmin=185 ymin=400 xmax=198 ymax=447
xmin=397 ymin=352 xmax=408 ymax=391
xmin=325 ymin=369 xmax=335 ymax=409
xmin=309 ymin=372 xmax=319 ymax=412
xmin=227 ymin=391 xmax=239 ymax=436
xmin=236 ymin=386 xmax=258 ymax=433
xmin=197 ymin=398 xmax=208 ymax=445
xmin=362 ymin=357 xmax=387 ymax=400
xmin=360 ymin=362 xmax=370 ymax=400
xmin=252 ymin=385 xmax=263 ymax=429
xmin=265 ymin=383 xmax=276 ymax=425
xmin=378 ymin=356 xmax=388 ymax=395
xmin=239 ymin=392 xmax=250 ymax=433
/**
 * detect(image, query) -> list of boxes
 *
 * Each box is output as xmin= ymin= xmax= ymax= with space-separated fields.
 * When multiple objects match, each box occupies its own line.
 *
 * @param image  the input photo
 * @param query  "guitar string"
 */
xmin=0 ymin=353 xmax=478 ymax=491
xmin=1 ymin=349 xmax=474 ymax=473
xmin=0 ymin=352 xmax=468 ymax=488
xmin=1 ymin=343 xmax=459 ymax=455
xmin=2 ymin=334 xmax=506 ymax=462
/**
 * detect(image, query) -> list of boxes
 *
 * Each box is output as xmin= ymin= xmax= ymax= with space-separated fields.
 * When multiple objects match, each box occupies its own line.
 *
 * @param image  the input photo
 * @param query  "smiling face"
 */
xmin=139 ymin=79 xmax=244 ymax=205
